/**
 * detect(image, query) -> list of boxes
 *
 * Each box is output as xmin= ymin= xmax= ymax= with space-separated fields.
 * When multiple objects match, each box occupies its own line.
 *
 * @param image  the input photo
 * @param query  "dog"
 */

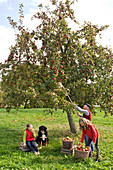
xmin=36 ymin=125 xmax=49 ymax=148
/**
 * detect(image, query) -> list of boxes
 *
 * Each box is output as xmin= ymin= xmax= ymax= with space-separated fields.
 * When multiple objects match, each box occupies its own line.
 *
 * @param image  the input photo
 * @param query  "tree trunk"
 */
xmin=66 ymin=110 xmax=77 ymax=134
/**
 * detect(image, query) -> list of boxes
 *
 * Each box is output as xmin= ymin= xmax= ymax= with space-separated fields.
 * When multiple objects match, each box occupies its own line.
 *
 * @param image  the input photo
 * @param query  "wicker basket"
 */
xmin=74 ymin=148 xmax=90 ymax=159
xmin=62 ymin=131 xmax=75 ymax=149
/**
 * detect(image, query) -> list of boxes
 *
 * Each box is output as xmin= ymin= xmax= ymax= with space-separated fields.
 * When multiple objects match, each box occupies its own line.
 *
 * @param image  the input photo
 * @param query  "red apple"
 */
xmin=59 ymin=15 xmax=62 ymax=19
xmin=65 ymin=34 xmax=69 ymax=39
xmin=60 ymin=43 xmax=62 ymax=47
xmin=60 ymin=79 xmax=62 ymax=82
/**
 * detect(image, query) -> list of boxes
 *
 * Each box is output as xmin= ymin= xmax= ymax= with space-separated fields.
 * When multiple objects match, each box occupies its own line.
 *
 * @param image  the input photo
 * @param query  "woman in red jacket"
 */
xmin=79 ymin=117 xmax=99 ymax=162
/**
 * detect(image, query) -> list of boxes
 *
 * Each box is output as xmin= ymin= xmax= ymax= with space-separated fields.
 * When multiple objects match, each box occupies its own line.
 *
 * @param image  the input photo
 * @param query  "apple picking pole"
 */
xmin=59 ymin=82 xmax=78 ymax=133
xmin=59 ymin=82 xmax=77 ymax=111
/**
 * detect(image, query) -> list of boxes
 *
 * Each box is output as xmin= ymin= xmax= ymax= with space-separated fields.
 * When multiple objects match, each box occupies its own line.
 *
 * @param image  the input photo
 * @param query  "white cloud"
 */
xmin=0 ymin=14 xmax=42 ymax=63
xmin=31 ymin=0 xmax=51 ymax=7
xmin=74 ymin=0 xmax=112 ymax=25
xmin=0 ymin=26 xmax=15 ymax=63
xmin=0 ymin=0 xmax=7 ymax=2
xmin=97 ymin=27 xmax=113 ymax=48
xmin=7 ymin=6 xmax=13 ymax=10
xmin=23 ymin=14 xmax=42 ymax=48
xmin=73 ymin=0 xmax=113 ymax=49
xmin=0 ymin=11 xmax=42 ymax=63
xmin=23 ymin=14 xmax=41 ymax=31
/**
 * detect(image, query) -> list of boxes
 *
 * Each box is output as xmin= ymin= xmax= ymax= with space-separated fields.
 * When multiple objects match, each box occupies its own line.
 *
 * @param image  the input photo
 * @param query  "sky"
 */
xmin=0 ymin=0 xmax=113 ymax=63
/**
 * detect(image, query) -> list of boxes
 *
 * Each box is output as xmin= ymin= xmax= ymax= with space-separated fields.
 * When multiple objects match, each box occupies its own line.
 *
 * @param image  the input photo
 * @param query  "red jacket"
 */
xmin=26 ymin=129 xmax=35 ymax=141
xmin=81 ymin=124 xmax=99 ymax=144
xmin=83 ymin=110 xmax=91 ymax=121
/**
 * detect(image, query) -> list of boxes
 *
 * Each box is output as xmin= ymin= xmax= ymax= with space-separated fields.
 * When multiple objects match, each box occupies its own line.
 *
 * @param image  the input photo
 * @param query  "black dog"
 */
xmin=36 ymin=126 xmax=49 ymax=148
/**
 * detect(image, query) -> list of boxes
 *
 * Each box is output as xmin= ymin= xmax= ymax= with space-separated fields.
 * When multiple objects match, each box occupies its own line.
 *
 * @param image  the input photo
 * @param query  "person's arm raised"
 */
xmin=77 ymin=106 xmax=89 ymax=116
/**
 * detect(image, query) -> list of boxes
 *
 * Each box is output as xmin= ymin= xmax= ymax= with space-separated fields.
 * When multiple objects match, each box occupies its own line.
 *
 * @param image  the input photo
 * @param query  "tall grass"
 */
xmin=0 ymin=108 xmax=113 ymax=170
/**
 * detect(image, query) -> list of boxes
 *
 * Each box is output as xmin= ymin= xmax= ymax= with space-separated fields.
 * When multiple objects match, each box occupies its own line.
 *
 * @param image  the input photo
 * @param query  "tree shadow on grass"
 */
xmin=48 ymin=128 xmax=79 ymax=138
xmin=30 ymin=145 xmax=84 ymax=166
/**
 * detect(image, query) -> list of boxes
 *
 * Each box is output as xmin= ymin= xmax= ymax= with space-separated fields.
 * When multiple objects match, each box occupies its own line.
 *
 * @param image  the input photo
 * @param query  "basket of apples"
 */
xmin=74 ymin=143 xmax=90 ymax=159
xmin=62 ymin=131 xmax=75 ymax=149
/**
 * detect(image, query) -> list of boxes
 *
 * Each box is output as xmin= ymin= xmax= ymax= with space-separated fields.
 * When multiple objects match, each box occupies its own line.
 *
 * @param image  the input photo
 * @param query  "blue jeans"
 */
xmin=26 ymin=140 xmax=38 ymax=153
xmin=87 ymin=137 xmax=99 ymax=161
xmin=85 ymin=134 xmax=94 ymax=151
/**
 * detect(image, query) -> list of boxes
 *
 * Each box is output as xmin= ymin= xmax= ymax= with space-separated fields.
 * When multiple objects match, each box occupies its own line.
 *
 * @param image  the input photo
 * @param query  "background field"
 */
xmin=0 ymin=108 xmax=113 ymax=170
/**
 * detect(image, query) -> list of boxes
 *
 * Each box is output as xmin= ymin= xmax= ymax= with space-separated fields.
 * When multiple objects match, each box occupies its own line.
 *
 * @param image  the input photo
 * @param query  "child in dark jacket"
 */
xmin=79 ymin=117 xmax=99 ymax=162
xmin=23 ymin=123 xmax=40 ymax=155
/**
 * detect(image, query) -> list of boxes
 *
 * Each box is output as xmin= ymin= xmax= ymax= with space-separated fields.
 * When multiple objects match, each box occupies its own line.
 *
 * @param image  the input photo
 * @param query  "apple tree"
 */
xmin=1 ymin=0 xmax=113 ymax=132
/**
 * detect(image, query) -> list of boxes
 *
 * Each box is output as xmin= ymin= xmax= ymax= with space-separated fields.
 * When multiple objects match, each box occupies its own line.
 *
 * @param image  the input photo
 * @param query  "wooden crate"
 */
xmin=60 ymin=147 xmax=74 ymax=155
xmin=19 ymin=142 xmax=38 ymax=152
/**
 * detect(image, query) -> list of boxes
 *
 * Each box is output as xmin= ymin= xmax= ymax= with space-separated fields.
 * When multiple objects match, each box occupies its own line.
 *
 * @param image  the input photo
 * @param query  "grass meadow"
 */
xmin=0 ymin=107 xmax=113 ymax=170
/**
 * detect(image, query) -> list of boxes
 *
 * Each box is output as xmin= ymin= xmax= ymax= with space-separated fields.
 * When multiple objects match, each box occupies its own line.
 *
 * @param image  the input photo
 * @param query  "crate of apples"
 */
xmin=75 ymin=143 xmax=90 ymax=152
xmin=74 ymin=143 xmax=90 ymax=159
xmin=64 ymin=137 xmax=73 ymax=141
xmin=63 ymin=136 xmax=74 ymax=149
xmin=62 ymin=131 xmax=75 ymax=149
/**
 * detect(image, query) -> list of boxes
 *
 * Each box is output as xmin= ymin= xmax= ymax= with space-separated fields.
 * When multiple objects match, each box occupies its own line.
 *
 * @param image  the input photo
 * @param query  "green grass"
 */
xmin=0 ymin=108 xmax=113 ymax=170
